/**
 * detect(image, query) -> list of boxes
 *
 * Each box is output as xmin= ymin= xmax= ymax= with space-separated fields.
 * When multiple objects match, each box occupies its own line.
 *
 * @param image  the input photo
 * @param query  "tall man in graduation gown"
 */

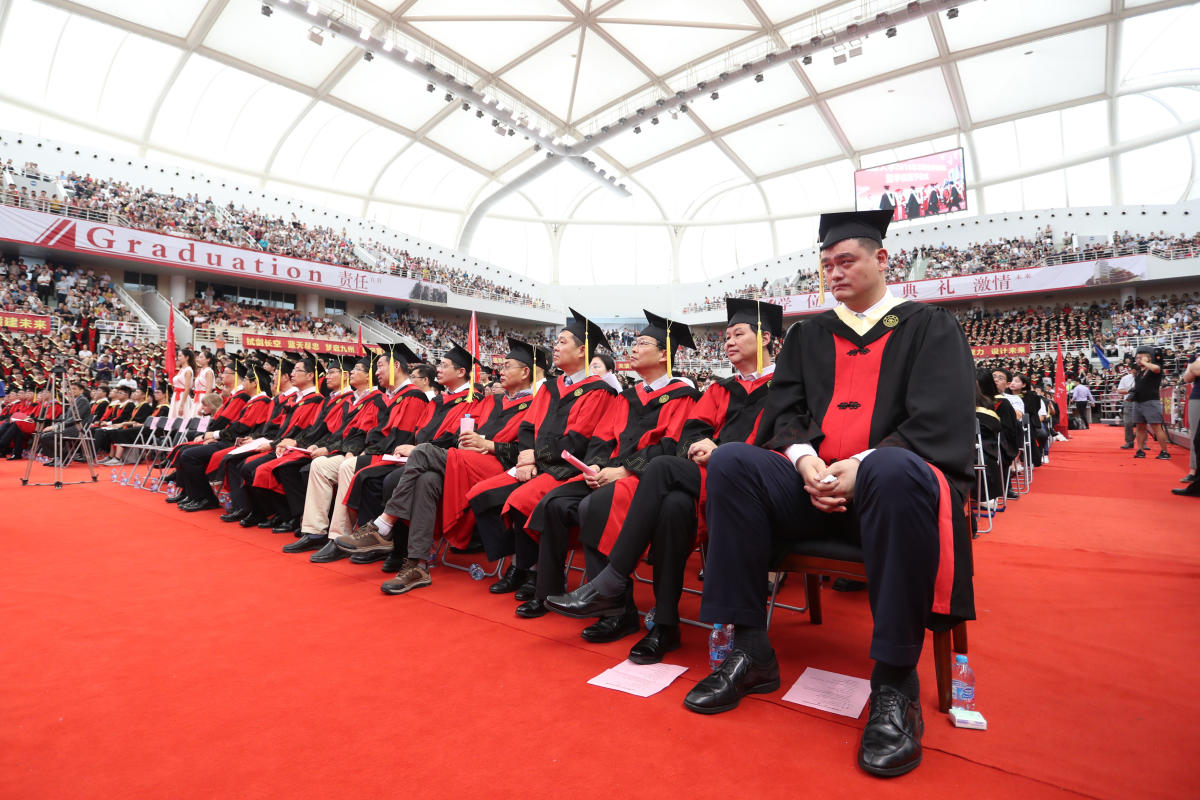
xmin=545 ymin=299 xmax=780 ymax=663
xmin=683 ymin=210 xmax=976 ymax=779
xmin=464 ymin=310 xmax=620 ymax=615
xmin=528 ymin=311 xmax=699 ymax=642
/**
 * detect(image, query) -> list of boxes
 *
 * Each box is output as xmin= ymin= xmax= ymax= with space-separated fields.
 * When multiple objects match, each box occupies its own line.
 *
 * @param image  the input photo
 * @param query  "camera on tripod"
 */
xmin=1135 ymin=345 xmax=1165 ymax=367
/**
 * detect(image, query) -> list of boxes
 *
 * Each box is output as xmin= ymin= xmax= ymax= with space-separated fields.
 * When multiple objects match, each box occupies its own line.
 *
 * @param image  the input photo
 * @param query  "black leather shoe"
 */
xmin=489 ymin=565 xmax=529 ymax=594
xmin=283 ymin=534 xmax=327 ymax=553
xmin=1171 ymin=487 xmax=1200 ymax=497
xmin=350 ymin=550 xmax=390 ymax=564
xmin=546 ymin=582 xmax=628 ymax=619
xmin=239 ymin=514 xmax=265 ymax=528
xmin=310 ymin=540 xmax=350 ymax=563
xmin=166 ymin=493 xmax=186 ymax=504
xmin=857 ymin=686 xmax=924 ymax=778
xmin=256 ymin=516 xmax=278 ymax=529
xmin=181 ymin=498 xmax=220 ymax=512
xmin=1006 ymin=490 xmax=1019 ymax=499
xmin=683 ymin=649 xmax=780 ymax=714
xmin=580 ymin=611 xmax=641 ymax=643
xmin=515 ymin=599 xmax=548 ymax=618
xmin=514 ymin=572 xmax=537 ymax=602
xmin=220 ymin=508 xmax=250 ymax=523
xmin=833 ymin=578 xmax=867 ymax=592
xmin=628 ymin=624 xmax=681 ymax=665
xmin=381 ymin=552 xmax=405 ymax=572
xmin=272 ymin=517 xmax=299 ymax=534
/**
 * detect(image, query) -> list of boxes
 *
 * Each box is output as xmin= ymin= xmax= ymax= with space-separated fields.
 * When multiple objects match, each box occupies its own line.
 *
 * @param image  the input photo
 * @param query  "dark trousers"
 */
xmin=232 ymin=452 xmax=275 ymax=514
xmin=476 ymin=509 xmax=536 ymax=568
xmin=595 ymin=456 xmax=700 ymax=626
xmin=177 ymin=442 xmax=226 ymax=503
xmin=1075 ymin=401 xmax=1090 ymax=428
xmin=383 ymin=444 xmax=447 ymax=561
xmin=0 ymin=422 xmax=29 ymax=455
xmin=271 ymin=460 xmax=311 ymax=518
xmin=700 ymin=443 xmax=941 ymax=668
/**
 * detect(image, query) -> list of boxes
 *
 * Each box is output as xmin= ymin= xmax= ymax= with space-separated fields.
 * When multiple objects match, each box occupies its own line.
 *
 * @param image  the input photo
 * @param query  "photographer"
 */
xmin=1130 ymin=347 xmax=1171 ymax=460
xmin=1174 ymin=350 xmax=1199 ymax=496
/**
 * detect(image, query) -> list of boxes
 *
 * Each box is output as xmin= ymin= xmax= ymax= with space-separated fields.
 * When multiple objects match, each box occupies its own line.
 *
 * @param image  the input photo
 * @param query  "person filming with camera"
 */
xmin=1130 ymin=347 xmax=1171 ymax=460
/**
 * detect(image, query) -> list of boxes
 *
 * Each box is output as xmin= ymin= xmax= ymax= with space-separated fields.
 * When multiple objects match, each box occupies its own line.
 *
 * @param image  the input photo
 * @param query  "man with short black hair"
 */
xmin=1131 ymin=349 xmax=1170 ymax=460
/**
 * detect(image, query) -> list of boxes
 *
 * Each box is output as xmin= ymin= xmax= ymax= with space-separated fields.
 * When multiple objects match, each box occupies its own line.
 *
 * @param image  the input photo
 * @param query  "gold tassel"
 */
xmin=274 ymin=362 xmax=281 ymax=395
xmin=818 ymin=264 xmax=826 ymax=307
xmin=665 ymin=323 xmax=672 ymax=381
xmin=389 ymin=356 xmax=395 ymax=388
xmin=756 ymin=303 xmax=763 ymax=376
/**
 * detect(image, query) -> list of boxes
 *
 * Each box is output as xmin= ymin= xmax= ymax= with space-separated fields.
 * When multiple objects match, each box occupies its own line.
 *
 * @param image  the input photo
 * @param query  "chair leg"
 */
xmin=952 ymin=622 xmax=968 ymax=654
xmin=934 ymin=629 xmax=951 ymax=713
xmin=805 ymin=574 xmax=823 ymax=625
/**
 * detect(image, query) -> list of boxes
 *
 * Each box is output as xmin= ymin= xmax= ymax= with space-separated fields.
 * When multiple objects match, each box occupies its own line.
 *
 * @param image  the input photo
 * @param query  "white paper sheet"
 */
xmin=587 ymin=660 xmax=688 ymax=698
xmin=781 ymin=667 xmax=872 ymax=718
xmin=230 ymin=437 xmax=271 ymax=455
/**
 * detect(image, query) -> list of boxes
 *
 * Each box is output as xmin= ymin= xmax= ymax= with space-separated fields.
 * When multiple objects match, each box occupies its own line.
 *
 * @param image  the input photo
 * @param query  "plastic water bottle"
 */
xmin=218 ymin=489 xmax=232 ymax=511
xmin=166 ymin=481 xmax=177 ymax=498
xmin=708 ymin=623 xmax=734 ymax=671
xmin=110 ymin=470 xmax=118 ymax=483
xmin=644 ymin=606 xmax=656 ymax=630
xmin=468 ymin=563 xmax=485 ymax=580
xmin=951 ymin=654 xmax=976 ymax=710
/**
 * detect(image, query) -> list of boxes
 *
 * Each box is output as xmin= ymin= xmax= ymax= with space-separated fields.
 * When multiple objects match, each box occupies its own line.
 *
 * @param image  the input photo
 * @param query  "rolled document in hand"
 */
xmin=819 ymin=474 xmax=838 ymax=484
xmin=560 ymin=449 xmax=598 ymax=478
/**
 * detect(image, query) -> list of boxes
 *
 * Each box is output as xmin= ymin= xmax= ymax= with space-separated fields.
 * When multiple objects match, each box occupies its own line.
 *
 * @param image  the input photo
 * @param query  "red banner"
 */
xmin=241 ymin=334 xmax=364 ymax=355
xmin=0 ymin=312 xmax=52 ymax=333
xmin=970 ymin=344 xmax=1031 ymax=359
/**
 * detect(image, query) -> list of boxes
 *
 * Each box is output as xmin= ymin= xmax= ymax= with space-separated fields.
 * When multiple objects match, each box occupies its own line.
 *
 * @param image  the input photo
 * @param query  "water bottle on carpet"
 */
xmin=708 ymin=623 xmax=733 ymax=671
xmin=951 ymin=654 xmax=976 ymax=710
xmin=468 ymin=563 xmax=484 ymax=580
xmin=644 ymin=606 xmax=656 ymax=631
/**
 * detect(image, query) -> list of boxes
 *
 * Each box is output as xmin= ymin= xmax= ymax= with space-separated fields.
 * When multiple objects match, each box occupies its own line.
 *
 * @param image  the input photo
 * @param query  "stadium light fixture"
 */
xmin=633 ymin=125 xmax=641 ymax=134
xmin=886 ymin=27 xmax=897 ymax=37
xmin=710 ymin=91 xmax=719 ymax=100
xmin=426 ymin=83 xmax=435 ymax=92
xmin=947 ymin=7 xmax=959 ymax=18
xmin=444 ymin=92 xmax=453 ymax=102
xmin=363 ymin=51 xmax=373 ymax=61
xmin=261 ymin=4 xmax=272 ymax=17
xmin=475 ymin=109 xmax=483 ymax=118
xmin=802 ymin=55 xmax=812 ymax=65
xmin=754 ymin=73 xmax=763 ymax=82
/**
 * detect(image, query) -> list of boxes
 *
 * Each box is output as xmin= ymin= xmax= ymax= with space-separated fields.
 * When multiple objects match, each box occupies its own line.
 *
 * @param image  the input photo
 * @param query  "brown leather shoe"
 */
xmin=380 ymin=559 xmax=431 ymax=595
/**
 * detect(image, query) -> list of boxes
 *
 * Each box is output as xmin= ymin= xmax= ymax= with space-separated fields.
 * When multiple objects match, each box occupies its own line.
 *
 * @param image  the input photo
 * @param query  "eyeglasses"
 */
xmin=631 ymin=338 xmax=659 ymax=349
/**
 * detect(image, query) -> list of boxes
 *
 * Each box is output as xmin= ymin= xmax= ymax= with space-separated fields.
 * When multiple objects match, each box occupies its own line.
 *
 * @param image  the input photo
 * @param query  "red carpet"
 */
xmin=1 ymin=427 xmax=1196 ymax=799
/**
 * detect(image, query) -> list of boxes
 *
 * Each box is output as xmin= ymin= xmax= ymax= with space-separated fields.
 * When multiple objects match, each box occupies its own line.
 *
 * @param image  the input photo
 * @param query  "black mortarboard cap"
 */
xmin=726 ymin=298 xmax=783 ymax=339
xmin=564 ymin=307 xmax=611 ymax=359
xmin=278 ymin=355 xmax=297 ymax=376
xmin=248 ymin=363 xmax=271 ymax=390
xmin=817 ymin=209 xmax=893 ymax=250
xmin=505 ymin=338 xmax=536 ymax=368
xmin=443 ymin=342 xmax=480 ymax=372
xmin=258 ymin=352 xmax=280 ymax=369
xmin=534 ymin=346 xmax=552 ymax=373
xmin=376 ymin=342 xmax=421 ymax=369
xmin=641 ymin=310 xmax=696 ymax=353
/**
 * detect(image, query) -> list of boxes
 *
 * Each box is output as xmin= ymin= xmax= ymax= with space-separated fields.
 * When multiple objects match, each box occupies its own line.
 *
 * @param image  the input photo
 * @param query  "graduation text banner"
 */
xmin=241 ymin=334 xmax=364 ymax=355
xmin=970 ymin=344 xmax=1031 ymax=359
xmin=0 ymin=205 xmax=449 ymax=303
xmin=781 ymin=254 xmax=1149 ymax=315
xmin=1 ymin=313 xmax=53 ymax=333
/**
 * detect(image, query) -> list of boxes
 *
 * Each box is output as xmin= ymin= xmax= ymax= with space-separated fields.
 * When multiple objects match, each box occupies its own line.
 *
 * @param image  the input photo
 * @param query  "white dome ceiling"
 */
xmin=0 ymin=0 xmax=1197 ymax=285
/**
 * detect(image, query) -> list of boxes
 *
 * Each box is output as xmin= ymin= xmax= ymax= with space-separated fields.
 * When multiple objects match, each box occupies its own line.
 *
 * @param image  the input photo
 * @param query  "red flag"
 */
xmin=165 ymin=304 xmax=176 ymax=377
xmin=1054 ymin=339 xmax=1070 ymax=439
xmin=357 ymin=325 xmax=363 ymax=353
xmin=467 ymin=311 xmax=480 ymax=401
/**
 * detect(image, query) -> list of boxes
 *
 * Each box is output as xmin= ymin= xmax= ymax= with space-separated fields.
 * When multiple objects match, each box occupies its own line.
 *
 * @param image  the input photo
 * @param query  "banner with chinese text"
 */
xmin=781 ymin=255 xmax=1149 ymax=315
xmin=241 ymin=334 xmax=364 ymax=355
xmin=1 ymin=312 xmax=53 ymax=333
xmin=970 ymin=344 xmax=1030 ymax=359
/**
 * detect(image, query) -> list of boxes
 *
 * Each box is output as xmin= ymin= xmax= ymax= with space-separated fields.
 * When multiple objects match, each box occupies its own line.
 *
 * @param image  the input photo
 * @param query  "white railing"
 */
xmin=0 ymin=188 xmax=130 ymax=226
xmin=111 ymin=284 xmax=161 ymax=334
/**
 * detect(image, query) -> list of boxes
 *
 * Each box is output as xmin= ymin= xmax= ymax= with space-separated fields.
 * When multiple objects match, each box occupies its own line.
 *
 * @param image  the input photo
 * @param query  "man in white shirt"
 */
xmin=1116 ymin=365 xmax=1136 ymax=448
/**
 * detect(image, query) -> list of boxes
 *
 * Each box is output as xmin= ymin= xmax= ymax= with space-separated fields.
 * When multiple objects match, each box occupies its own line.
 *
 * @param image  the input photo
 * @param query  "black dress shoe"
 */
xmin=1006 ymin=490 xmax=1019 ymax=499
xmin=166 ymin=494 xmax=186 ymax=504
xmin=381 ymin=552 xmax=405 ymax=572
xmin=219 ymin=508 xmax=250 ymax=523
xmin=580 ymin=611 xmax=641 ymax=643
xmin=256 ymin=516 xmax=278 ymax=529
xmin=272 ymin=517 xmax=299 ymax=534
xmin=515 ymin=599 xmax=548 ymax=618
xmin=857 ymin=686 xmax=924 ymax=777
xmin=283 ymin=534 xmax=328 ymax=553
xmin=350 ymin=550 xmax=390 ymax=564
xmin=546 ymin=582 xmax=628 ymax=619
xmin=514 ymin=572 xmax=538 ymax=602
xmin=1171 ymin=487 xmax=1200 ymax=497
xmin=489 ymin=565 xmax=529 ymax=594
xmin=310 ymin=540 xmax=350 ymax=563
xmin=628 ymin=624 xmax=681 ymax=665
xmin=181 ymin=498 xmax=220 ymax=512
xmin=833 ymin=578 xmax=867 ymax=592
xmin=683 ymin=649 xmax=780 ymax=714
xmin=239 ymin=514 xmax=265 ymax=528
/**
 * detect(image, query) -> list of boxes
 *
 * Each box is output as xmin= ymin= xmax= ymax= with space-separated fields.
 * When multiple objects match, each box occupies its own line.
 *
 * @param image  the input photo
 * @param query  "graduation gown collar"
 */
xmin=832 ymin=290 xmax=904 ymax=337
xmin=816 ymin=296 xmax=918 ymax=347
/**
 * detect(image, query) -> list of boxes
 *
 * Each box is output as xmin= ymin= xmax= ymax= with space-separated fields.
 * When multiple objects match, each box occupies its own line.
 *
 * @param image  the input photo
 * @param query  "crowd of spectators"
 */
xmin=181 ymin=297 xmax=353 ymax=342
xmin=0 ymin=257 xmax=142 ymax=342
xmin=2 ymin=160 xmax=550 ymax=310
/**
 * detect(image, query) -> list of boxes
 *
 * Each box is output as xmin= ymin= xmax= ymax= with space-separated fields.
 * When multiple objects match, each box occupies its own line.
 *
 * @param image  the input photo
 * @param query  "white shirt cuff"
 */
xmin=850 ymin=448 xmax=875 ymax=463
xmin=785 ymin=443 xmax=817 ymax=467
